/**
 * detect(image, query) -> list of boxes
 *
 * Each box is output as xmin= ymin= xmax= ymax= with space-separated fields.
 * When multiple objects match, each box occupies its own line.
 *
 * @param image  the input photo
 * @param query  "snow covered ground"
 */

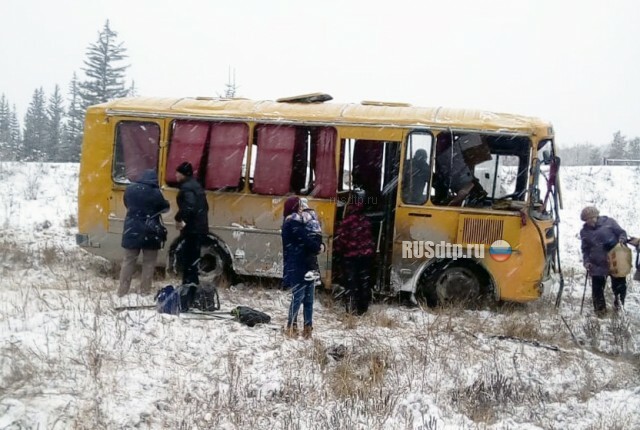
xmin=1 ymin=162 xmax=639 ymax=429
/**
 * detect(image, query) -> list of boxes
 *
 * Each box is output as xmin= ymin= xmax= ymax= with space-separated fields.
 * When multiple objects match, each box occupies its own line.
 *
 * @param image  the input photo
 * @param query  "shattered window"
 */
xmin=112 ymin=121 xmax=160 ymax=184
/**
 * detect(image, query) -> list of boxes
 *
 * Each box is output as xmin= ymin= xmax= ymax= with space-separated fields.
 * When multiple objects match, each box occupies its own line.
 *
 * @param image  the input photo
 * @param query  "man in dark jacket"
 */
xmin=579 ymin=206 xmax=628 ymax=315
xmin=118 ymin=169 xmax=170 ymax=297
xmin=175 ymin=161 xmax=209 ymax=286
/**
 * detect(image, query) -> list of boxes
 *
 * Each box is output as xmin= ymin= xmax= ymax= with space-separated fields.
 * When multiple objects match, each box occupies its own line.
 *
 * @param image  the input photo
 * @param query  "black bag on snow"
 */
xmin=230 ymin=306 xmax=271 ymax=327
xmin=192 ymin=285 xmax=221 ymax=311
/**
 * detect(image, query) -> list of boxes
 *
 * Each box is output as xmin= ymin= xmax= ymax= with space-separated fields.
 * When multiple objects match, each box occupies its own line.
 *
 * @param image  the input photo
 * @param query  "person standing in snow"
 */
xmin=118 ymin=169 xmax=170 ymax=297
xmin=579 ymin=206 xmax=628 ymax=315
xmin=174 ymin=161 xmax=209 ymax=287
xmin=334 ymin=191 xmax=376 ymax=315
xmin=281 ymin=196 xmax=322 ymax=339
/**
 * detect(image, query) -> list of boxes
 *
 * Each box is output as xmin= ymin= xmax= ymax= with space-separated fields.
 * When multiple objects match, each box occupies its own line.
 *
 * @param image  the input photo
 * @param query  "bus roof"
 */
xmin=98 ymin=96 xmax=553 ymax=136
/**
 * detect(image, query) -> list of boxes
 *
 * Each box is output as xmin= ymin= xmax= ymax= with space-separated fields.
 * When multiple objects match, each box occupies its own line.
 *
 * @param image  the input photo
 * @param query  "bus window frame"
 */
xmin=112 ymin=120 xmax=162 ymax=185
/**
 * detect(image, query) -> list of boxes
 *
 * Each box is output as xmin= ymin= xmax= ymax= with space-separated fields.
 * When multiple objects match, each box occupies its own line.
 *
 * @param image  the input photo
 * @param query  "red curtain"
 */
xmin=311 ymin=127 xmax=337 ymax=198
xmin=205 ymin=123 xmax=248 ymax=190
xmin=119 ymin=122 xmax=160 ymax=182
xmin=253 ymin=125 xmax=296 ymax=195
xmin=166 ymin=121 xmax=210 ymax=186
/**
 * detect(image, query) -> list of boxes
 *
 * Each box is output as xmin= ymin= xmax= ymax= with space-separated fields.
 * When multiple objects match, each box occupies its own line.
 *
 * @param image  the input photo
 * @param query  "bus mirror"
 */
xmin=542 ymin=150 xmax=552 ymax=165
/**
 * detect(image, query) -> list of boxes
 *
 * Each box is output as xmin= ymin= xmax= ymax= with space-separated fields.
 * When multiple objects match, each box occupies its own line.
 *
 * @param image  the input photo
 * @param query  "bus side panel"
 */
xmin=77 ymin=108 xmax=113 ymax=252
xmin=209 ymin=193 xmax=335 ymax=282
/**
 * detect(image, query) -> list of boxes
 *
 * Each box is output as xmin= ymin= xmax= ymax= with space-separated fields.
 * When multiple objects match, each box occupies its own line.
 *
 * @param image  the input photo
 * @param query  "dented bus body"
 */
xmin=76 ymin=95 xmax=560 ymax=305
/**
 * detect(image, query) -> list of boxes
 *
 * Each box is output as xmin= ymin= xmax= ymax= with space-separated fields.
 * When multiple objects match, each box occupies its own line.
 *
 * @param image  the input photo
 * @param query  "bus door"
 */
xmin=336 ymin=136 xmax=401 ymax=293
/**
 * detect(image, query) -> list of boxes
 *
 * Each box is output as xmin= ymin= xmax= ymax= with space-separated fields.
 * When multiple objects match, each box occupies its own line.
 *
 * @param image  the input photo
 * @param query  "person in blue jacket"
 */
xmin=118 ymin=169 xmax=170 ymax=296
xmin=282 ymin=196 xmax=322 ymax=339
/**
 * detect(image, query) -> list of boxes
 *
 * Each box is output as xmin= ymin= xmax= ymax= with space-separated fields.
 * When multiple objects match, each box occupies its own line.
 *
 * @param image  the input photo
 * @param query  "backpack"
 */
xmin=192 ymin=285 xmax=221 ymax=311
xmin=155 ymin=285 xmax=181 ymax=315
xmin=230 ymin=306 xmax=271 ymax=327
xmin=154 ymin=284 xmax=198 ymax=314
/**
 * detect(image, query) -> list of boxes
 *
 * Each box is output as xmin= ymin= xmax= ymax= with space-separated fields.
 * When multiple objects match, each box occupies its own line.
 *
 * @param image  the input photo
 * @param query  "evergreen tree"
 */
xmin=79 ymin=20 xmax=130 ymax=109
xmin=0 ymin=94 xmax=10 ymax=151
xmin=23 ymin=87 xmax=48 ymax=160
xmin=628 ymin=137 xmax=640 ymax=160
xmin=608 ymin=131 xmax=627 ymax=160
xmin=47 ymin=84 xmax=65 ymax=161
xmin=9 ymin=104 xmax=22 ymax=159
xmin=65 ymin=72 xmax=85 ymax=162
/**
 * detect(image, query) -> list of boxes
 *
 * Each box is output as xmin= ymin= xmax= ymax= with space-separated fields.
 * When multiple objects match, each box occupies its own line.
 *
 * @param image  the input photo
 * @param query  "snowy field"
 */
xmin=1 ymin=162 xmax=640 ymax=429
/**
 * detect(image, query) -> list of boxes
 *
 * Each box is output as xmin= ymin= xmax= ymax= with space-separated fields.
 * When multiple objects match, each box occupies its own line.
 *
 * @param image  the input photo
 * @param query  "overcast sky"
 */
xmin=2 ymin=0 xmax=638 ymax=145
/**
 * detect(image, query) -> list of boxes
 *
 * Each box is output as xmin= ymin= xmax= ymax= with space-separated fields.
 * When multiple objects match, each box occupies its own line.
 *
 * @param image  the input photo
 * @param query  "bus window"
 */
xmin=112 ymin=121 xmax=160 ymax=184
xmin=166 ymin=120 xmax=209 ymax=187
xmin=402 ymin=131 xmax=433 ymax=205
xmin=205 ymin=122 xmax=248 ymax=191
xmin=252 ymin=125 xmax=297 ymax=195
xmin=250 ymin=125 xmax=337 ymax=197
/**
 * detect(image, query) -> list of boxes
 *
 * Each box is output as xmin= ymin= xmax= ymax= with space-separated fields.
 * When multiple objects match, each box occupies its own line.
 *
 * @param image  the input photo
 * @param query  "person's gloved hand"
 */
xmin=583 ymin=262 xmax=592 ymax=271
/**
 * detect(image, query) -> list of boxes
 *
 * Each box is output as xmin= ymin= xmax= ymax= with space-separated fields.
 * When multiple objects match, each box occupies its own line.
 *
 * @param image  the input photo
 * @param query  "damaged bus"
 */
xmin=76 ymin=93 xmax=561 ymax=305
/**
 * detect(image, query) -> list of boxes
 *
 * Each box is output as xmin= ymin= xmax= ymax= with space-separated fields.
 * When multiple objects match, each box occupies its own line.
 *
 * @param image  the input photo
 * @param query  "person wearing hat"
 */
xmin=579 ymin=206 xmax=628 ymax=315
xmin=281 ymin=196 xmax=322 ymax=339
xmin=174 ymin=161 xmax=209 ymax=286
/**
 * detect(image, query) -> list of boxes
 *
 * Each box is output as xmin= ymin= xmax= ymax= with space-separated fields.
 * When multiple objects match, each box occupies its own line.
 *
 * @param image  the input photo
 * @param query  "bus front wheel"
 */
xmin=418 ymin=262 xmax=490 ymax=307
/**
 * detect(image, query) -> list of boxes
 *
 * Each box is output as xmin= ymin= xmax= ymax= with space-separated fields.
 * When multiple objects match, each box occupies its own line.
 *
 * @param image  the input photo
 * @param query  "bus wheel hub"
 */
xmin=435 ymin=266 xmax=480 ymax=302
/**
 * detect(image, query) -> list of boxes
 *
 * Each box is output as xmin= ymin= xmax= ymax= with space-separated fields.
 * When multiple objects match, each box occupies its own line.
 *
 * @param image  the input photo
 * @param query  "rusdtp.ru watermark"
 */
xmin=402 ymin=241 xmax=485 ymax=260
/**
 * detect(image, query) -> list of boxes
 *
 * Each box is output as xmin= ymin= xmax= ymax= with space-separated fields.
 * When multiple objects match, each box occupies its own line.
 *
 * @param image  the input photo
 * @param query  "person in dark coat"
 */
xmin=333 ymin=192 xmax=376 ymax=315
xmin=282 ymin=196 xmax=322 ymax=339
xmin=174 ymin=161 xmax=209 ymax=286
xmin=118 ymin=169 xmax=170 ymax=297
xmin=579 ymin=206 xmax=628 ymax=315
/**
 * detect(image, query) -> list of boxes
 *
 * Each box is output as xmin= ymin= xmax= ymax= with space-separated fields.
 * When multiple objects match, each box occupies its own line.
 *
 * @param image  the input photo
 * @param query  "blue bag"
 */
xmin=155 ymin=285 xmax=181 ymax=315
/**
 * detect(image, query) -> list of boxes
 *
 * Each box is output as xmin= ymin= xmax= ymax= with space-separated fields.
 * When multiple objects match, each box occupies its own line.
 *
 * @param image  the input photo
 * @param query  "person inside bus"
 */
xmin=333 ymin=191 xmax=376 ymax=316
xmin=402 ymin=148 xmax=430 ymax=205
xmin=282 ymin=196 xmax=323 ymax=339
xmin=117 ymin=169 xmax=170 ymax=297
xmin=579 ymin=206 xmax=628 ymax=316
xmin=174 ymin=161 xmax=209 ymax=289
xmin=433 ymin=132 xmax=486 ymax=207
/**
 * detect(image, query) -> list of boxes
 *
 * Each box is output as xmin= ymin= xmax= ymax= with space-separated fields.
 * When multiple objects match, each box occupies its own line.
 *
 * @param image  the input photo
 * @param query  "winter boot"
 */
xmin=302 ymin=325 xmax=313 ymax=339
xmin=283 ymin=324 xmax=299 ymax=338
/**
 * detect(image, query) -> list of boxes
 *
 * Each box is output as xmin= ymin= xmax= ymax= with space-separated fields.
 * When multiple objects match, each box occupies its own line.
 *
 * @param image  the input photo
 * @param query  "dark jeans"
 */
xmin=343 ymin=255 xmax=374 ymax=315
xmin=180 ymin=234 xmax=201 ymax=286
xmin=591 ymin=275 xmax=626 ymax=313
xmin=287 ymin=280 xmax=314 ymax=327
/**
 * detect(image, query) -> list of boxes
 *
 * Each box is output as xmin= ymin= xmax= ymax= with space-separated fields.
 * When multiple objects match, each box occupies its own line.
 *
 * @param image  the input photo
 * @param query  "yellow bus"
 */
xmin=76 ymin=93 xmax=560 ymax=305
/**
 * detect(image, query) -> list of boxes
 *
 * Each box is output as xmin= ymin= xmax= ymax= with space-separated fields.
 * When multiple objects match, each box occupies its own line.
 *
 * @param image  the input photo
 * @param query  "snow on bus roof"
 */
xmin=96 ymin=96 xmax=553 ymax=136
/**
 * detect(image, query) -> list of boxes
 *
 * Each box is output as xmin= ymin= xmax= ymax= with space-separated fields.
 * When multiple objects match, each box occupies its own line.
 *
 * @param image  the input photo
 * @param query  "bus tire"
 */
xmin=418 ymin=260 xmax=492 ymax=308
xmin=167 ymin=236 xmax=234 ymax=287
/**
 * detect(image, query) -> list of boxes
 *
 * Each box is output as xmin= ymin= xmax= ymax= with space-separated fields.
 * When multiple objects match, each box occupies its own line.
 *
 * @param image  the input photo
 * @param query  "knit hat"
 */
xmin=176 ymin=161 xmax=193 ymax=177
xmin=580 ymin=206 xmax=599 ymax=221
xmin=283 ymin=196 xmax=300 ymax=218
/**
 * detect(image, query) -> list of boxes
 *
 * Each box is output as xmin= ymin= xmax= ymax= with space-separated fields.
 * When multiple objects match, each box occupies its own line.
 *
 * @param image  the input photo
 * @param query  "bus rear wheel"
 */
xmin=168 ymin=237 xmax=233 ymax=287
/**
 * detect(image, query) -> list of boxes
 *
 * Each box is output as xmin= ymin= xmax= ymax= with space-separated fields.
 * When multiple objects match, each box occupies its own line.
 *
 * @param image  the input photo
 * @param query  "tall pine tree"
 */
xmin=80 ymin=20 xmax=130 ymax=109
xmin=0 ymin=94 xmax=10 ymax=156
xmin=9 ymin=104 xmax=22 ymax=159
xmin=65 ymin=72 xmax=85 ymax=162
xmin=23 ymin=87 xmax=48 ymax=161
xmin=47 ymin=84 xmax=65 ymax=161
xmin=608 ymin=131 xmax=627 ymax=160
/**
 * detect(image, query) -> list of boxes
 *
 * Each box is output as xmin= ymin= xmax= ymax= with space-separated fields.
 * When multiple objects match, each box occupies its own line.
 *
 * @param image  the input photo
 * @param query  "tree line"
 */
xmin=0 ymin=20 xmax=132 ymax=162
xmin=558 ymin=131 xmax=640 ymax=166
